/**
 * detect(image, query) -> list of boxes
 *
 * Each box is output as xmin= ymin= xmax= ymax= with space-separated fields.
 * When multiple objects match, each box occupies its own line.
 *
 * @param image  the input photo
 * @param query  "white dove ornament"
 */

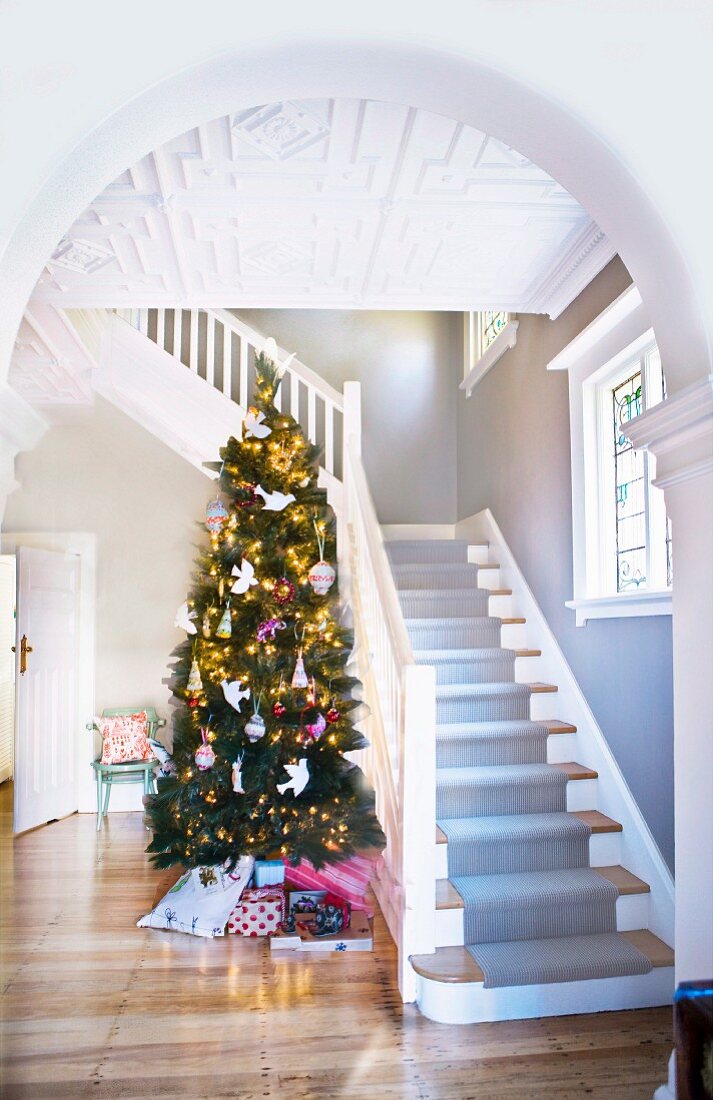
xmin=221 ymin=679 xmax=251 ymax=712
xmin=255 ymin=484 xmax=296 ymax=512
xmin=231 ymin=559 xmax=258 ymax=595
xmin=175 ymin=602 xmax=198 ymax=635
xmin=276 ymin=758 xmax=310 ymax=798
xmin=244 ymin=408 xmax=272 ymax=440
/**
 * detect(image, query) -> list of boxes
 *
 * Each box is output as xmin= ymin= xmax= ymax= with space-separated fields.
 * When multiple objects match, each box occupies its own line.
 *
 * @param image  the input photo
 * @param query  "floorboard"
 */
xmin=0 ymin=782 xmax=673 ymax=1098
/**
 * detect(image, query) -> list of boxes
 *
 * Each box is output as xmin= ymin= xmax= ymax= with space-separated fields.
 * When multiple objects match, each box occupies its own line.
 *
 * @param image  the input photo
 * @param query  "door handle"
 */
xmin=11 ymin=634 xmax=33 ymax=675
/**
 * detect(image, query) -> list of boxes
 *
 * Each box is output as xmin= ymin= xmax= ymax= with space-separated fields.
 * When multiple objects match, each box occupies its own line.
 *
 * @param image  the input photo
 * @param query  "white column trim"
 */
xmin=0 ymin=384 xmax=48 ymax=516
xmin=623 ymin=373 xmax=713 ymax=459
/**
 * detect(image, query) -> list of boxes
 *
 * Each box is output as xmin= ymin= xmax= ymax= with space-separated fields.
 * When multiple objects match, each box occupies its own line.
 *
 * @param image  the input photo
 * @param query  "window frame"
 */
xmin=547 ymin=285 xmax=672 ymax=626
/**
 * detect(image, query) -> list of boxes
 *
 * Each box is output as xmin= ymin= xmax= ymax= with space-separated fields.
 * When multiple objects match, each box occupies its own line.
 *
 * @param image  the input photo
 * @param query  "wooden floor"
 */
xmin=0 ymin=783 xmax=672 ymax=1099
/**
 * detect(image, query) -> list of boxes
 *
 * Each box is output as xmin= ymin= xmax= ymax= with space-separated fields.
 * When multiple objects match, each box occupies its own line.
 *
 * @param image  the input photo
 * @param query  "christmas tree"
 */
xmin=146 ymin=351 xmax=384 ymax=872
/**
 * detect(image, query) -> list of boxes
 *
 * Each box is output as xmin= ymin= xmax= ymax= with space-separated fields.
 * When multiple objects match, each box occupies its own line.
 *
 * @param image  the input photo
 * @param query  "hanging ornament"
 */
xmin=244 ymin=407 xmax=272 ymax=440
xmin=308 ymin=521 xmax=336 ymax=595
xmin=257 ymin=618 xmax=286 ymax=643
xmin=255 ymin=484 xmax=296 ymax=512
xmin=244 ymin=695 xmax=266 ymax=743
xmin=291 ymin=648 xmax=309 ymax=690
xmin=195 ymin=728 xmax=215 ymax=772
xmin=205 ymin=497 xmax=229 ymax=533
xmin=305 ymin=712 xmax=327 ymax=740
xmin=273 ymin=700 xmax=287 ymax=717
xmin=231 ymin=753 xmax=245 ymax=794
xmin=276 ymin=758 xmax=310 ymax=798
xmin=187 ymin=696 xmax=201 ymax=710
xmin=231 ymin=559 xmax=258 ymax=595
xmin=187 ymin=659 xmax=203 ymax=693
xmin=326 ymin=706 xmax=341 ymax=724
xmin=202 ymin=610 xmax=212 ymax=639
xmin=237 ymin=483 xmax=257 ymax=509
xmin=221 ymin=679 xmax=251 ymax=712
xmin=273 ymin=577 xmax=295 ymax=606
xmin=215 ymin=603 xmax=232 ymax=639
xmin=218 ymin=576 xmax=225 ymax=601
xmin=175 ymin=602 xmax=198 ymax=635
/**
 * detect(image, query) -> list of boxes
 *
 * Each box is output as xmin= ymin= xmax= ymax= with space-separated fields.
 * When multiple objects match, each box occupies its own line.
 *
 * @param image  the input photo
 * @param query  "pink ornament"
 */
xmin=195 ymin=729 xmax=215 ymax=771
xmin=305 ymin=712 xmax=327 ymax=740
xmin=273 ymin=577 xmax=295 ymax=606
xmin=257 ymin=618 xmax=286 ymax=643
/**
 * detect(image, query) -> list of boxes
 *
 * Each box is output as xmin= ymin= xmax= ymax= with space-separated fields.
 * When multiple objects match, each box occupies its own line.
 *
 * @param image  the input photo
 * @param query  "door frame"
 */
xmin=0 ymin=531 xmax=96 ymax=821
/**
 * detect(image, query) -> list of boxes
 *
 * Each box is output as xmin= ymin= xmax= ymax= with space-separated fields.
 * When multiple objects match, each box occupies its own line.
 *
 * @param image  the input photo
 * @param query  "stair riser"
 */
xmin=394 ymin=566 xmax=481 ymax=591
xmin=514 ymin=654 xmax=543 ymax=682
xmin=408 ymin=622 xmax=502 ymax=650
xmin=488 ymin=593 xmax=513 ymax=617
xmin=466 ymin=544 xmax=490 ymax=566
xmin=414 ymin=967 xmax=675 ymax=1024
xmin=386 ymin=542 xmax=470 ymax=565
xmin=475 ymin=566 xmax=501 ymax=591
xmin=566 ymin=779 xmax=598 ymax=812
xmin=529 ymin=693 xmax=560 ymax=722
xmin=434 ymin=893 xmax=650 ymax=947
xmin=429 ymin=656 xmax=515 ymax=686
xmin=546 ymin=733 xmax=578 ymax=764
xmin=437 ymin=694 xmax=531 ymax=724
xmin=437 ymin=782 xmax=566 ymax=820
xmin=437 ymin=735 xmax=549 ymax=768
xmin=500 ymin=622 xmax=527 ymax=648
xmin=399 ymin=592 xmax=490 ymax=618
xmin=435 ymin=831 xmax=622 ymax=877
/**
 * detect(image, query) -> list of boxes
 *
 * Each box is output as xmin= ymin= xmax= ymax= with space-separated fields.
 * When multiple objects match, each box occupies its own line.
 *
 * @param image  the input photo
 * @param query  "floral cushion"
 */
xmin=97 ymin=712 xmax=154 ymax=764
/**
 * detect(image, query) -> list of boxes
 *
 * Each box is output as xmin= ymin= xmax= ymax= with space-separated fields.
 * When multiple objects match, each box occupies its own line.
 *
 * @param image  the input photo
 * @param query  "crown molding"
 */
xmin=528 ymin=221 xmax=617 ymax=319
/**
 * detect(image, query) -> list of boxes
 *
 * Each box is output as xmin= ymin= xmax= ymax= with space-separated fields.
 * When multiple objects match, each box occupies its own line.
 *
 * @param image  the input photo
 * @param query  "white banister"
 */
xmin=342 ymin=380 xmax=437 ymax=1001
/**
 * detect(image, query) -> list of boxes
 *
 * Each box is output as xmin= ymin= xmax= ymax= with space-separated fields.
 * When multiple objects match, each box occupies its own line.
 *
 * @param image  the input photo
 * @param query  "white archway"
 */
xmin=0 ymin=39 xmax=709 ymax=393
xmin=1 ymin=35 xmax=711 ymax=1004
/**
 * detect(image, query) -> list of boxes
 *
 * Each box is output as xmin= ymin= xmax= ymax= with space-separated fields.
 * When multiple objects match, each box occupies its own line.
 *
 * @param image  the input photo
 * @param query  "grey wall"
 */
xmin=235 ymin=309 xmax=461 ymax=524
xmin=4 ymin=397 xmax=208 ymax=716
xmin=457 ymin=258 xmax=674 ymax=868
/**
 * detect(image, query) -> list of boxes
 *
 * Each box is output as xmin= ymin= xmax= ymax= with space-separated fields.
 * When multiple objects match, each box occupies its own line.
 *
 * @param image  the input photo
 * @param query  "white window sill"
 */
xmin=460 ymin=320 xmax=519 ymax=397
xmin=565 ymin=589 xmax=672 ymax=627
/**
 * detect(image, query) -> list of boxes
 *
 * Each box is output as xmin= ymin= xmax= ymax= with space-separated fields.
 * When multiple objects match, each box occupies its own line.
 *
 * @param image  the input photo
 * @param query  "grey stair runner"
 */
xmin=417 ymin=648 xmax=515 ymax=685
xmin=387 ymin=537 xmax=655 ymax=990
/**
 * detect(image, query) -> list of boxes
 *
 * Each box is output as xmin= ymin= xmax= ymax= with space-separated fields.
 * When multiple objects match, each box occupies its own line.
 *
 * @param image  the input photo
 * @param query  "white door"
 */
xmin=13 ymin=547 xmax=80 ymax=834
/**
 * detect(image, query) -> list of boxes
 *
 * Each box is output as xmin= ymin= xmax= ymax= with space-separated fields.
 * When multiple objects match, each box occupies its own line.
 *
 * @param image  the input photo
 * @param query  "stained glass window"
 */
xmin=613 ymin=371 xmax=646 ymax=590
xmin=480 ymin=311 xmax=509 ymax=353
xmin=606 ymin=343 xmax=671 ymax=594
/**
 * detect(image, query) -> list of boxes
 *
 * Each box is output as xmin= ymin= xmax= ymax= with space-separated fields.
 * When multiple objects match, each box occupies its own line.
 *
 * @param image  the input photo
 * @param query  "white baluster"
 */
xmin=325 ymin=402 xmax=334 ymax=475
xmin=290 ymin=372 xmax=300 ymax=424
xmin=189 ymin=309 xmax=199 ymax=375
xmin=239 ymin=338 xmax=248 ymax=409
xmin=173 ymin=309 xmax=182 ymax=362
xmin=205 ymin=314 xmax=215 ymax=388
xmin=223 ymin=326 xmax=232 ymax=397
xmin=307 ymin=388 xmax=316 ymax=444
xmin=156 ymin=309 xmax=165 ymax=353
xmin=138 ymin=309 xmax=149 ymax=336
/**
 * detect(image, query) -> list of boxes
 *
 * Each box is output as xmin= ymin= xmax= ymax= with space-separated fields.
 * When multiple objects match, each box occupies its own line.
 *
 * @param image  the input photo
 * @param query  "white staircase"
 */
xmin=60 ymin=305 xmax=674 ymax=1022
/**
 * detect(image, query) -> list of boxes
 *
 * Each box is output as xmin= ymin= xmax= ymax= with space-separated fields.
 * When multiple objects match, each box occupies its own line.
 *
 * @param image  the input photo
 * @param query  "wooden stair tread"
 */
xmin=436 ymin=879 xmax=464 ymax=909
xmin=621 ymin=929 xmax=675 ymax=967
xmin=514 ymin=649 xmax=542 ymax=658
xmin=595 ymin=866 xmax=650 ymax=895
xmin=437 ymin=809 xmax=620 ymax=845
xmin=542 ymin=719 xmax=577 ymax=734
xmin=573 ymin=810 xmax=623 ymax=833
xmin=411 ymin=931 xmax=673 ymax=984
xmin=436 ymin=865 xmax=650 ymax=910
xmin=477 ymin=563 xmax=500 ymax=570
xmin=500 ymin=617 xmax=526 ymax=624
xmin=552 ymin=761 xmax=598 ymax=780
xmin=488 ymin=588 xmax=512 ymax=596
xmin=528 ymin=682 xmax=558 ymax=693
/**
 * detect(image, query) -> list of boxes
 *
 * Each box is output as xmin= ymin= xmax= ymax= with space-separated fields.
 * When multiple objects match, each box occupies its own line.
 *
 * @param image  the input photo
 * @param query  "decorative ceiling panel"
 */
xmin=30 ymin=98 xmax=615 ymax=316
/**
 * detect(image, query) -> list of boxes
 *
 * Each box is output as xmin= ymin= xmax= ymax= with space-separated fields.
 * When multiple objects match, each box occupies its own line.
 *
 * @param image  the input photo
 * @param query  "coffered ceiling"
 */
xmin=30 ymin=98 xmax=614 ymax=317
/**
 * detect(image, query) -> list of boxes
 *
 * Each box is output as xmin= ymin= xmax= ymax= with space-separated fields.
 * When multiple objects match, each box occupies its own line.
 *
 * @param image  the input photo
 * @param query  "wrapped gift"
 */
xmin=228 ymin=885 xmax=285 ymax=937
xmin=254 ymin=859 xmax=285 ymax=887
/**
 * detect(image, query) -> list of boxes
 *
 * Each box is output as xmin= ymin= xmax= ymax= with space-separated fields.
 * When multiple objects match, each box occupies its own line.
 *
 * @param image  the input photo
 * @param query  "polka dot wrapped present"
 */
xmin=228 ymin=885 xmax=286 ymax=937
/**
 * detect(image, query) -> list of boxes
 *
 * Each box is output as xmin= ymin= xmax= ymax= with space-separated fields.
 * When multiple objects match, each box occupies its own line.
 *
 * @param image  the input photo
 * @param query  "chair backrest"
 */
xmin=100 ymin=706 xmax=163 ymax=739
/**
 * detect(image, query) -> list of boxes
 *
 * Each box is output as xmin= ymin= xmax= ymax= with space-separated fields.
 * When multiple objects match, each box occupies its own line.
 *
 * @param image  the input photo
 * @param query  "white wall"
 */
xmin=3 ymin=399 xmax=208 ymax=719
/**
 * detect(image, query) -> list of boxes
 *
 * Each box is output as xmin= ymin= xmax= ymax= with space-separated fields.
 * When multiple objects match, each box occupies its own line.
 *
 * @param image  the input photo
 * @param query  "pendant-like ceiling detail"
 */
xmin=32 ymin=98 xmax=614 ymax=316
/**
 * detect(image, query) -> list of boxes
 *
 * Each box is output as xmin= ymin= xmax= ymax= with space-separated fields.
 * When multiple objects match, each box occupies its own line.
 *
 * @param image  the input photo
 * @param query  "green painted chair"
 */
xmin=88 ymin=707 xmax=166 ymax=831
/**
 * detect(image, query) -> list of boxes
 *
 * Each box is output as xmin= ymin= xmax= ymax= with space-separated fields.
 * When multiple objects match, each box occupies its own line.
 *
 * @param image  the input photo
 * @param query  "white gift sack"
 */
xmin=137 ymin=855 xmax=254 ymax=937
